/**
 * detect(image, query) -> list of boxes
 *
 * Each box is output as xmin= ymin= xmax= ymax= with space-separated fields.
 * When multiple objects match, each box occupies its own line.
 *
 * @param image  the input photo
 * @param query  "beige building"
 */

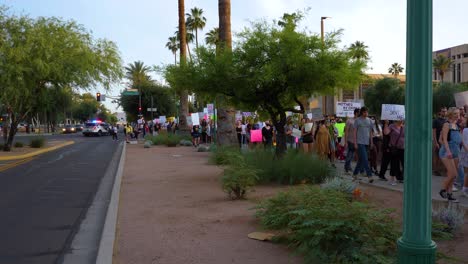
xmin=433 ymin=44 xmax=468 ymax=83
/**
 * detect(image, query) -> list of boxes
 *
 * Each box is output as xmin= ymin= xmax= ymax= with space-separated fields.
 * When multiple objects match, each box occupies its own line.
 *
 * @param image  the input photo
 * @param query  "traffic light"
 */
xmin=138 ymin=106 xmax=142 ymax=112
xmin=96 ymin=92 xmax=101 ymax=101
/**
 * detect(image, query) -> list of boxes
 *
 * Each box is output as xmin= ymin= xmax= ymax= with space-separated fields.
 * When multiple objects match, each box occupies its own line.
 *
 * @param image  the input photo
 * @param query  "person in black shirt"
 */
xmin=433 ymin=107 xmax=447 ymax=175
xmin=262 ymin=121 xmax=274 ymax=149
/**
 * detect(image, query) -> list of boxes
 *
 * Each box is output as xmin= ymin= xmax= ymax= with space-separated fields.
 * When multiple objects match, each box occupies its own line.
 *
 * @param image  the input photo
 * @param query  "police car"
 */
xmin=82 ymin=120 xmax=111 ymax=136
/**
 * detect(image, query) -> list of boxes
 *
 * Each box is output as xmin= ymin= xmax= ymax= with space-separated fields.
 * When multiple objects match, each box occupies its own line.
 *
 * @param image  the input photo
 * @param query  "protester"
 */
xmin=125 ymin=124 xmax=133 ymax=143
xmin=326 ymin=120 xmax=337 ymax=165
xmin=201 ymin=119 xmax=208 ymax=143
xmin=262 ymin=120 xmax=274 ymax=149
xmin=192 ymin=124 xmax=201 ymax=147
xmin=236 ymin=120 xmax=243 ymax=148
xmin=370 ymin=117 xmax=383 ymax=175
xmin=353 ymin=107 xmax=374 ymax=183
xmin=206 ymin=120 xmax=212 ymax=144
xmin=301 ymin=118 xmax=314 ymax=153
xmin=344 ymin=109 xmax=360 ymax=174
xmin=315 ymin=120 xmax=331 ymax=160
xmin=385 ymin=120 xmax=405 ymax=185
xmin=112 ymin=125 xmax=118 ymax=141
xmin=438 ymin=107 xmax=462 ymax=202
xmin=459 ymin=116 xmax=468 ymax=197
xmin=433 ymin=107 xmax=448 ymax=176
xmin=456 ymin=107 xmax=466 ymax=189
xmin=285 ymin=118 xmax=295 ymax=149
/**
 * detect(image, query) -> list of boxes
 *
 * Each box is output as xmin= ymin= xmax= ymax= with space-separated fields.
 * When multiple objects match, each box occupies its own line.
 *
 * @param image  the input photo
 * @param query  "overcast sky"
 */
xmin=3 ymin=0 xmax=467 ymax=111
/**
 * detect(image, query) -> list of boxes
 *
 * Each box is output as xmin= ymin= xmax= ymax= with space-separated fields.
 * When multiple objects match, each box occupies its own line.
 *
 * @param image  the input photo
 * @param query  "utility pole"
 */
xmin=151 ymin=95 xmax=154 ymax=120
xmin=397 ymin=0 xmax=436 ymax=263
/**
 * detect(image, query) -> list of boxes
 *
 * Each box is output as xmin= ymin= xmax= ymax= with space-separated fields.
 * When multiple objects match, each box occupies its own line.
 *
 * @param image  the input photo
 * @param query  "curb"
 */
xmin=96 ymin=142 xmax=126 ymax=264
xmin=0 ymin=141 xmax=75 ymax=161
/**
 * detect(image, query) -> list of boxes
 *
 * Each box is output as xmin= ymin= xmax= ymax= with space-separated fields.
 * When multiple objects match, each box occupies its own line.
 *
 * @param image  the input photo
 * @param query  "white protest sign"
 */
xmin=381 ymin=104 xmax=405 ymax=121
xmin=203 ymin=108 xmax=208 ymax=114
xmin=336 ymin=102 xmax=362 ymax=117
xmin=186 ymin=116 xmax=192 ymax=126
xmin=307 ymin=113 xmax=313 ymax=120
xmin=304 ymin=123 xmax=313 ymax=132
xmin=454 ymin=91 xmax=468 ymax=108
xmin=159 ymin=116 xmax=167 ymax=123
xmin=207 ymin=104 xmax=214 ymax=114
xmin=292 ymin=128 xmax=302 ymax=138
xmin=191 ymin=113 xmax=200 ymax=126
xmin=235 ymin=114 xmax=242 ymax=121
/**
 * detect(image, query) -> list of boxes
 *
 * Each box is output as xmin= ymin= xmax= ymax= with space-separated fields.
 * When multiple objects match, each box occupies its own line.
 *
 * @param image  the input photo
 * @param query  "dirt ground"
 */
xmin=114 ymin=145 xmax=468 ymax=264
xmin=113 ymin=145 xmax=302 ymax=264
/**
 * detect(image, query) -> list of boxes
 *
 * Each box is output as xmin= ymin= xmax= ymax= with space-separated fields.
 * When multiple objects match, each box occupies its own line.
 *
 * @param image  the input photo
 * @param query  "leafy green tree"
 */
xmin=71 ymin=93 xmax=100 ymax=122
xmin=388 ymin=62 xmax=404 ymax=77
xmin=125 ymin=61 xmax=152 ymax=87
xmin=186 ymin=7 xmax=206 ymax=51
xmin=349 ymin=41 xmax=369 ymax=61
xmin=0 ymin=9 xmax=122 ymax=150
xmin=175 ymin=30 xmax=195 ymax=61
xmin=433 ymin=55 xmax=451 ymax=82
xmin=205 ymin=27 xmax=219 ymax=49
xmin=433 ymin=83 xmax=467 ymax=114
xmin=363 ymin=78 xmax=405 ymax=116
xmin=176 ymin=16 xmax=365 ymax=155
xmin=166 ymin=36 xmax=179 ymax=65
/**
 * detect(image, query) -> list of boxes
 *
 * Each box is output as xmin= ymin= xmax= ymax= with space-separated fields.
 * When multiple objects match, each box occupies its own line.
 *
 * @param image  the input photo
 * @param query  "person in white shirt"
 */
xmin=459 ymin=118 xmax=468 ymax=197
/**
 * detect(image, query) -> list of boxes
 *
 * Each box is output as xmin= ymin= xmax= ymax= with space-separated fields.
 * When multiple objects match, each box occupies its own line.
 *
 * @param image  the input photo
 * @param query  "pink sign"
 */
xmin=250 ymin=130 xmax=262 ymax=143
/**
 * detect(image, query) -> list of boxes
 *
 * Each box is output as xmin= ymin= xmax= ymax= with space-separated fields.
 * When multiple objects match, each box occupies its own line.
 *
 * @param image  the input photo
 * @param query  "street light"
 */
xmin=320 ymin=16 xmax=331 ymax=115
xmin=320 ymin=16 xmax=331 ymax=44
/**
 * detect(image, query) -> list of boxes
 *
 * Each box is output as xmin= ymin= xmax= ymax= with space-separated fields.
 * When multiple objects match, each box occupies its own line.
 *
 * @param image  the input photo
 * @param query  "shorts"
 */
xmin=439 ymin=144 xmax=460 ymax=159
xmin=192 ymin=133 xmax=200 ymax=138
xmin=460 ymin=152 xmax=468 ymax=167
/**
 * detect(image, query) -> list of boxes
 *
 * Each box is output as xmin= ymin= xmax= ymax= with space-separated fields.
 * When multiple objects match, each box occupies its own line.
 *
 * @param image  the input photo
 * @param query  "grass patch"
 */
xmin=14 ymin=142 xmax=24 ymax=148
xmin=146 ymin=134 xmax=184 ymax=147
xmin=29 ymin=137 xmax=46 ymax=148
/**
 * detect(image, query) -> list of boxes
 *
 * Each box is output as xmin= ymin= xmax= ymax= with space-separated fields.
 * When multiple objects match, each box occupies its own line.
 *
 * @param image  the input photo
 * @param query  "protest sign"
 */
xmin=307 ymin=113 xmax=313 ymax=120
xmin=203 ymin=108 xmax=208 ymax=114
xmin=251 ymin=130 xmax=262 ymax=143
xmin=381 ymin=104 xmax=405 ymax=121
xmin=207 ymin=104 xmax=214 ymax=114
xmin=242 ymin=112 xmax=252 ymax=117
xmin=304 ymin=123 xmax=313 ymax=132
xmin=336 ymin=102 xmax=362 ymax=117
xmin=235 ymin=114 xmax=242 ymax=121
xmin=186 ymin=116 xmax=192 ymax=126
xmin=310 ymin=108 xmax=323 ymax=120
xmin=191 ymin=113 xmax=200 ymax=126
xmin=286 ymin=111 xmax=292 ymax=117
xmin=292 ymin=128 xmax=302 ymax=138
xmin=454 ymin=91 xmax=468 ymax=108
xmin=159 ymin=116 xmax=167 ymax=123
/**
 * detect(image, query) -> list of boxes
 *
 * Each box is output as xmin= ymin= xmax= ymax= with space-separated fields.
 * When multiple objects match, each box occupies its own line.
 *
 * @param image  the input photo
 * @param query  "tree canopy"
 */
xmin=0 ymin=7 xmax=123 ymax=150
xmin=363 ymin=78 xmax=405 ymax=116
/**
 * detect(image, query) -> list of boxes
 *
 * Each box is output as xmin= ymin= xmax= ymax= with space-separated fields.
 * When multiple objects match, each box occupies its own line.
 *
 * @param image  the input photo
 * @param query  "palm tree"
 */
xmin=178 ymin=0 xmax=189 ymax=132
xmin=218 ymin=0 xmax=232 ymax=51
xmin=433 ymin=54 xmax=452 ymax=82
xmin=205 ymin=27 xmax=219 ymax=48
xmin=124 ymin=61 xmax=151 ymax=87
xmin=174 ymin=30 xmax=194 ymax=61
xmin=349 ymin=41 xmax=369 ymax=61
xmin=166 ymin=36 xmax=179 ymax=65
xmin=186 ymin=7 xmax=207 ymax=51
xmin=388 ymin=63 xmax=404 ymax=77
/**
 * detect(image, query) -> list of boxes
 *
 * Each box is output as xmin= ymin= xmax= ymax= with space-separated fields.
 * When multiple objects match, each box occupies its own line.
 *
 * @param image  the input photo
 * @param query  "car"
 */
xmin=74 ymin=124 xmax=84 ymax=132
xmin=82 ymin=121 xmax=110 ymax=136
xmin=62 ymin=124 xmax=76 ymax=134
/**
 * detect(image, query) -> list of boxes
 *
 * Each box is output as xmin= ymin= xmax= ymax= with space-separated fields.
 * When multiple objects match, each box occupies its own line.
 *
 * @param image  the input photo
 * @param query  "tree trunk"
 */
xmin=4 ymin=112 xmax=18 ymax=152
xmin=178 ymin=0 xmax=189 ymax=132
xmin=195 ymin=29 xmax=199 ymax=52
xmin=216 ymin=0 xmax=237 ymax=145
xmin=174 ymin=52 xmax=177 ymax=65
xmin=187 ymin=43 xmax=192 ymax=62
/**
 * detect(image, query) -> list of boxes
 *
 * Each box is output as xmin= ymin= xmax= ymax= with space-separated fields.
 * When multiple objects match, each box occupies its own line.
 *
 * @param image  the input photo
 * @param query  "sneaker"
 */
xmin=452 ymin=185 xmax=459 ymax=192
xmin=352 ymin=174 xmax=359 ymax=181
xmin=462 ymin=190 xmax=468 ymax=198
xmin=368 ymin=177 xmax=374 ymax=183
xmin=391 ymin=181 xmax=397 ymax=186
xmin=447 ymin=193 xmax=459 ymax=203
xmin=439 ymin=189 xmax=448 ymax=199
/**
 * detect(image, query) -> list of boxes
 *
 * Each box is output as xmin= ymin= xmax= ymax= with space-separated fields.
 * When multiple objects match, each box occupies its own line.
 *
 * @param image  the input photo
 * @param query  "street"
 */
xmin=0 ymin=133 xmax=122 ymax=264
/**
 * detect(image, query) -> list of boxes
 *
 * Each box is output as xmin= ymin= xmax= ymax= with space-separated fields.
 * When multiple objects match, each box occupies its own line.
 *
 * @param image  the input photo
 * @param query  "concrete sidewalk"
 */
xmin=335 ymin=161 xmax=468 ymax=208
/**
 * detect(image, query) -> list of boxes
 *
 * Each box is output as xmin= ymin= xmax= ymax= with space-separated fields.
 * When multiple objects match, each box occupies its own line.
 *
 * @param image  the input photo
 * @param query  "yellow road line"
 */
xmin=0 ymin=141 xmax=74 ymax=161
xmin=0 ymin=157 xmax=35 ymax=173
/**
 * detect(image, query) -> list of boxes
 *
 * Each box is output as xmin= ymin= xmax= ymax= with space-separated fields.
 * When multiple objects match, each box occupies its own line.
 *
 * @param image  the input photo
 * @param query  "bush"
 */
xmin=255 ymin=186 xmax=399 ymax=263
xmin=14 ymin=142 xmax=24 ymax=148
xmin=432 ymin=205 xmax=465 ymax=235
xmin=209 ymin=145 xmax=240 ymax=165
xmin=146 ymin=134 xmax=182 ymax=147
xmin=30 ymin=137 xmax=46 ymax=148
xmin=222 ymin=154 xmax=259 ymax=199
xmin=321 ymin=176 xmax=357 ymax=196
xmin=244 ymin=150 xmax=334 ymax=185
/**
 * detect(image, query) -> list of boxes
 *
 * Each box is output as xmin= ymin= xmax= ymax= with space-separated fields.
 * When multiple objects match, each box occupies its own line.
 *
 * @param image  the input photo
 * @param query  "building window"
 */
xmin=453 ymin=64 xmax=456 ymax=83
xmin=464 ymin=53 xmax=468 ymax=58
xmin=457 ymin=63 xmax=461 ymax=83
xmin=457 ymin=55 xmax=461 ymax=59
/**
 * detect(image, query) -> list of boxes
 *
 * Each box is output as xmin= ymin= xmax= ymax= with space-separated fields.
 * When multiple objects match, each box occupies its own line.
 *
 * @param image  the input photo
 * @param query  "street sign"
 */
xmin=147 ymin=108 xmax=157 ymax=112
xmin=122 ymin=89 xmax=140 ymax=96
xmin=101 ymin=95 xmax=106 ymax=102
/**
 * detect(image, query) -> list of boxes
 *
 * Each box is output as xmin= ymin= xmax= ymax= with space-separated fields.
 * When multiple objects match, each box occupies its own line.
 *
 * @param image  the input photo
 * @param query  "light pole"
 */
xmin=320 ymin=16 xmax=331 ymax=116
xmin=397 ymin=0 xmax=436 ymax=263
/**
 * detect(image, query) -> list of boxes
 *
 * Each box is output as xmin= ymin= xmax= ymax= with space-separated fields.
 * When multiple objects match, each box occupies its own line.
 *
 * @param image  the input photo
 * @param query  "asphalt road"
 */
xmin=0 ymin=133 xmax=122 ymax=264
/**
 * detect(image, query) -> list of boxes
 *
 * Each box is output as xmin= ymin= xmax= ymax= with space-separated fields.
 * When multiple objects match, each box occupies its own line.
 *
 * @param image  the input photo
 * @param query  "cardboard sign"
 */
xmin=454 ymin=91 xmax=468 ymax=108
xmin=381 ymin=104 xmax=405 ymax=121
xmin=304 ymin=123 xmax=313 ymax=132
xmin=251 ymin=129 xmax=262 ymax=143
xmin=336 ymin=102 xmax=361 ymax=117
xmin=159 ymin=116 xmax=167 ymax=123
xmin=292 ymin=128 xmax=302 ymax=138
xmin=191 ymin=113 xmax=200 ymax=126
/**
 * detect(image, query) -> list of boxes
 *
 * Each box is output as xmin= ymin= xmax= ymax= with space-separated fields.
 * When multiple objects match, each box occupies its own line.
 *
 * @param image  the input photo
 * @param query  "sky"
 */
xmin=2 ymin=0 xmax=467 ymax=112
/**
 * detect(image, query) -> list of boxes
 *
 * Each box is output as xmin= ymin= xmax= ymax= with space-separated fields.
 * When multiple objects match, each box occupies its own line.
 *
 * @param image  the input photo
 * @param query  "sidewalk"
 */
xmin=113 ymin=145 xmax=302 ymax=264
xmin=334 ymin=161 xmax=468 ymax=208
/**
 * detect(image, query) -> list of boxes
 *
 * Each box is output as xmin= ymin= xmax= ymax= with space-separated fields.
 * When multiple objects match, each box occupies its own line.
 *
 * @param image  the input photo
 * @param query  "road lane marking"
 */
xmin=0 ymin=157 xmax=35 ymax=172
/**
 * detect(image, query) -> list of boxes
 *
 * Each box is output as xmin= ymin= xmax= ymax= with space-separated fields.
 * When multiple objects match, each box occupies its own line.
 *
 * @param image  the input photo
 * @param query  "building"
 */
xmin=433 ymin=44 xmax=468 ymax=84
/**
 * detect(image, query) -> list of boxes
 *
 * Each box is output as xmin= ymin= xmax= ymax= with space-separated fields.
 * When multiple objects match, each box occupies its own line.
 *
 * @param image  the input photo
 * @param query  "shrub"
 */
xmin=321 ymin=176 xmax=357 ymax=196
xmin=165 ymin=134 xmax=180 ymax=147
xmin=432 ymin=205 xmax=465 ymax=234
xmin=14 ymin=142 xmax=24 ymax=148
xmin=30 ymin=137 xmax=46 ymax=148
xmin=254 ymin=186 xmax=399 ymax=263
xmin=244 ymin=150 xmax=334 ymax=185
xmin=222 ymin=154 xmax=259 ymax=199
xmin=210 ymin=145 xmax=240 ymax=165
xmin=146 ymin=134 xmax=182 ymax=147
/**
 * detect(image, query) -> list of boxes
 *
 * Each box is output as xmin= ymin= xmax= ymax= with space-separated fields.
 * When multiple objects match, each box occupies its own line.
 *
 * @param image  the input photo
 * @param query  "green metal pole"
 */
xmin=397 ymin=0 xmax=436 ymax=262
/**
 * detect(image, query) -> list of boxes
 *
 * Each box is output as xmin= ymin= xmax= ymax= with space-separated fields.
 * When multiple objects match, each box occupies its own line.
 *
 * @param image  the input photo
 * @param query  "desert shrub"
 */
xmin=221 ymin=154 xmax=259 ymax=199
xmin=146 ymin=134 xmax=182 ymax=147
xmin=432 ymin=205 xmax=465 ymax=235
xmin=30 ymin=137 xmax=45 ymax=148
xmin=321 ymin=176 xmax=357 ymax=195
xmin=165 ymin=134 xmax=180 ymax=147
xmin=255 ymin=186 xmax=399 ymax=264
xmin=14 ymin=142 xmax=24 ymax=148
xmin=432 ymin=220 xmax=454 ymax=241
xmin=244 ymin=150 xmax=334 ymax=185
xmin=210 ymin=145 xmax=240 ymax=165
